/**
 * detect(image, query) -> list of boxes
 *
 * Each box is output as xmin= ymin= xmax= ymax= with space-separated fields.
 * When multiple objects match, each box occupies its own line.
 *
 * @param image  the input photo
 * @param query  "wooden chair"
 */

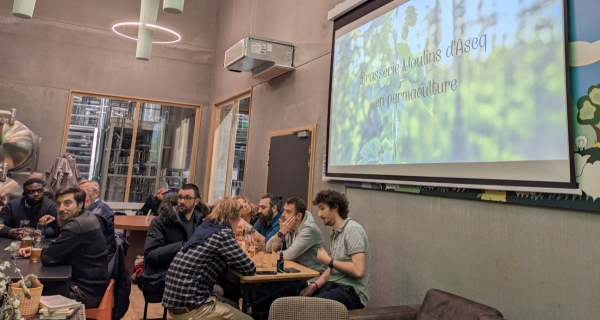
xmin=86 ymin=279 xmax=115 ymax=320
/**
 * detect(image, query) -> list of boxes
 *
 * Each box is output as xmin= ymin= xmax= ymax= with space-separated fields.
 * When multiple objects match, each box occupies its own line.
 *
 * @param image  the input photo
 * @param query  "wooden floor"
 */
xmin=122 ymin=284 xmax=171 ymax=320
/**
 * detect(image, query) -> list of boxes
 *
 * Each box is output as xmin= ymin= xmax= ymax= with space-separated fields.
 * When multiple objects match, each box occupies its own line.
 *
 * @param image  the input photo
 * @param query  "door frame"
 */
xmin=266 ymin=124 xmax=317 ymax=212
xmin=204 ymin=88 xmax=253 ymax=202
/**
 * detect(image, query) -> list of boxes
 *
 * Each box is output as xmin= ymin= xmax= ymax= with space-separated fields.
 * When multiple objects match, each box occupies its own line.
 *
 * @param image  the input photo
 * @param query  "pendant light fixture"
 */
xmin=163 ymin=0 xmax=185 ymax=14
xmin=12 ymin=0 xmax=36 ymax=19
xmin=136 ymin=0 xmax=160 ymax=61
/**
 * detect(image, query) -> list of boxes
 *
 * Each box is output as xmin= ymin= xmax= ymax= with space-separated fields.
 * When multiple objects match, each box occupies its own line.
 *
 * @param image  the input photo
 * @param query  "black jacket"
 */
xmin=139 ymin=196 xmax=161 ymax=216
xmin=141 ymin=202 xmax=204 ymax=300
xmin=87 ymin=200 xmax=116 ymax=262
xmin=41 ymin=210 xmax=109 ymax=308
xmin=0 ymin=197 xmax=58 ymax=238
xmin=110 ymin=234 xmax=130 ymax=320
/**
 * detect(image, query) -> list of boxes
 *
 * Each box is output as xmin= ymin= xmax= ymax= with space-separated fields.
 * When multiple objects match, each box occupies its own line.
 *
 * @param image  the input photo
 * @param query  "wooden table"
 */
xmin=114 ymin=215 xmax=154 ymax=273
xmin=231 ymin=252 xmax=320 ymax=313
xmin=0 ymin=238 xmax=72 ymax=296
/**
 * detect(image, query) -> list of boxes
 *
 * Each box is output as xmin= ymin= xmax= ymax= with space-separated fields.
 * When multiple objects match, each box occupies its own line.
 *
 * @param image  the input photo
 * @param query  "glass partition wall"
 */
xmin=63 ymin=92 xmax=201 ymax=203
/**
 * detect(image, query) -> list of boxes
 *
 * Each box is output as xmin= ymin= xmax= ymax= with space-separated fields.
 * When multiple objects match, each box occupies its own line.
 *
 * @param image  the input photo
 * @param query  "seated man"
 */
xmin=79 ymin=180 xmax=116 ymax=262
xmin=249 ymin=193 xmax=283 ymax=244
xmin=139 ymin=188 xmax=167 ymax=216
xmin=20 ymin=187 xmax=109 ymax=308
xmin=0 ymin=178 xmax=57 ymax=239
xmin=267 ymin=197 xmax=326 ymax=273
xmin=299 ymin=190 xmax=370 ymax=310
xmin=141 ymin=184 xmax=204 ymax=300
xmin=162 ymin=197 xmax=255 ymax=319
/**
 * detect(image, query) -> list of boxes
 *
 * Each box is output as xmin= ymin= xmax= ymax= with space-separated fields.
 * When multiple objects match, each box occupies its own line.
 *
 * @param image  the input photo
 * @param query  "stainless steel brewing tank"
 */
xmin=0 ymin=120 xmax=36 ymax=170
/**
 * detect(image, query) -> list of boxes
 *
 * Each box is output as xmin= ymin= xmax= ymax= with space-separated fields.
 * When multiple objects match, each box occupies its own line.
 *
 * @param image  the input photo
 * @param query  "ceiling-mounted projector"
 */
xmin=224 ymin=36 xmax=295 ymax=81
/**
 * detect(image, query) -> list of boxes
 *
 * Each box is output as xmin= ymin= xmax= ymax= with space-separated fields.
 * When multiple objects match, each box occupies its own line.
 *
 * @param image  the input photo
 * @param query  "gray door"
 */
xmin=266 ymin=132 xmax=311 ymax=205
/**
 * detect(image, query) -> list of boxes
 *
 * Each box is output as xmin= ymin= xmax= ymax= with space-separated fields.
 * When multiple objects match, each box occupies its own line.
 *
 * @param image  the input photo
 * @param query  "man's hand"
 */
xmin=278 ymin=216 xmax=296 ymax=235
xmin=8 ymin=228 xmax=23 ymax=239
xmin=18 ymin=247 xmax=31 ymax=258
xmin=299 ymin=283 xmax=317 ymax=297
xmin=238 ymin=219 xmax=253 ymax=231
xmin=39 ymin=215 xmax=55 ymax=225
xmin=316 ymin=247 xmax=331 ymax=265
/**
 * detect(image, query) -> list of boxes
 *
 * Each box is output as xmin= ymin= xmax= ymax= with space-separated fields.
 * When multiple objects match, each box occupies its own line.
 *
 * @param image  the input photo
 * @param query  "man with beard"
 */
xmin=141 ymin=184 xmax=205 ymax=301
xmin=0 ymin=178 xmax=58 ymax=238
xmin=249 ymin=193 xmax=283 ymax=244
xmin=20 ymin=187 xmax=109 ymax=308
xmin=299 ymin=189 xmax=370 ymax=310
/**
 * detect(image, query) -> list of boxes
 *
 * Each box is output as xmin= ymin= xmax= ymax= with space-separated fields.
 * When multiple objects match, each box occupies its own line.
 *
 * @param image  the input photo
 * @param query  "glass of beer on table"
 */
xmin=21 ymin=228 xmax=32 ymax=248
xmin=30 ymin=238 xmax=42 ymax=262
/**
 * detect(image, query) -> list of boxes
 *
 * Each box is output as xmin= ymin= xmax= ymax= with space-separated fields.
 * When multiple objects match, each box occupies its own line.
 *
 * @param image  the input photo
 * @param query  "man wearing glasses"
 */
xmin=0 ymin=178 xmax=58 ymax=239
xmin=141 ymin=184 xmax=205 ymax=302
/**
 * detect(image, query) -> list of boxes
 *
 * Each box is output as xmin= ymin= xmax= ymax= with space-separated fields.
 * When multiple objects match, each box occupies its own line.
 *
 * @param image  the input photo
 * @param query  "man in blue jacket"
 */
xmin=79 ymin=180 xmax=116 ymax=262
xmin=0 ymin=178 xmax=57 ymax=238
xmin=250 ymin=193 xmax=283 ymax=244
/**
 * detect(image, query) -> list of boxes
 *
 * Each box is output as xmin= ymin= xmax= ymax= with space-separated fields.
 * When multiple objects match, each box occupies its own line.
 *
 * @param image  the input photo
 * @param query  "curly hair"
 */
xmin=233 ymin=195 xmax=258 ymax=219
xmin=312 ymin=189 xmax=349 ymax=219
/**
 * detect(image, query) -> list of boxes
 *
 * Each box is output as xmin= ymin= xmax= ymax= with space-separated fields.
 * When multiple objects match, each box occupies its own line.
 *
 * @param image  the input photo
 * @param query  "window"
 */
xmin=62 ymin=92 xmax=201 ymax=202
xmin=206 ymin=94 xmax=251 ymax=204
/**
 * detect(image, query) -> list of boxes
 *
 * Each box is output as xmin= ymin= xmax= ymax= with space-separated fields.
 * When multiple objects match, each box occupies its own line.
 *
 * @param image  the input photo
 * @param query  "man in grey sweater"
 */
xmin=262 ymin=198 xmax=326 ymax=306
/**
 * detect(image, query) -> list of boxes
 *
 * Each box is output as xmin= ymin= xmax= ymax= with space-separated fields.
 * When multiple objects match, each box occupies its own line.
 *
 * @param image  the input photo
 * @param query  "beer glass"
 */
xmin=0 ymin=218 xmax=4 ymax=230
xmin=21 ymin=228 xmax=32 ymax=248
xmin=19 ymin=219 xmax=30 ymax=229
xmin=30 ymin=239 xmax=42 ymax=262
xmin=254 ymin=243 xmax=264 ymax=268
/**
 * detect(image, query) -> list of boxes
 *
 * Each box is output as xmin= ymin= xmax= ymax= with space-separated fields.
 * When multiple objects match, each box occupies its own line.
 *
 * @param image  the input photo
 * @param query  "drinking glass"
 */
xmin=30 ymin=238 xmax=42 ymax=262
xmin=0 ymin=218 xmax=4 ymax=230
xmin=19 ymin=219 xmax=30 ymax=229
xmin=272 ymin=243 xmax=283 ymax=267
xmin=254 ymin=243 xmax=265 ymax=268
xmin=21 ymin=228 xmax=33 ymax=248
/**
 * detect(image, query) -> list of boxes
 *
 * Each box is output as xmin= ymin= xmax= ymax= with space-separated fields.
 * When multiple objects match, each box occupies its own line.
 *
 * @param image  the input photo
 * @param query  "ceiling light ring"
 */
xmin=112 ymin=22 xmax=181 ymax=44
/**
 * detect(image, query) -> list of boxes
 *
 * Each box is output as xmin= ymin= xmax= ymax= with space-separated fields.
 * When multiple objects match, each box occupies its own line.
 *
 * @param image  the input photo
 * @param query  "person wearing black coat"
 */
xmin=79 ymin=181 xmax=116 ymax=262
xmin=138 ymin=188 xmax=167 ymax=216
xmin=141 ymin=184 xmax=205 ymax=301
xmin=0 ymin=178 xmax=58 ymax=238
xmin=38 ymin=187 xmax=109 ymax=309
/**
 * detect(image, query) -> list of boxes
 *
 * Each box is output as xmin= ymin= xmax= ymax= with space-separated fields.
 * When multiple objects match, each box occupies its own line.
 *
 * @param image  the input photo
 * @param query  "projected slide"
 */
xmin=328 ymin=0 xmax=572 ymax=186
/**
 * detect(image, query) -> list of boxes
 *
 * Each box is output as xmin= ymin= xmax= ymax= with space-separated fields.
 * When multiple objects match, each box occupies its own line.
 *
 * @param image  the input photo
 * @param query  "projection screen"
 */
xmin=326 ymin=0 xmax=577 ymax=193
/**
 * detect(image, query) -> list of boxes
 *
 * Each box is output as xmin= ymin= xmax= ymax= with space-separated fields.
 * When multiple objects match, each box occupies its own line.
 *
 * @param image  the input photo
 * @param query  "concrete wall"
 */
xmin=205 ymin=1 xmax=600 ymax=319
xmin=0 ymin=0 xmax=218 ymax=179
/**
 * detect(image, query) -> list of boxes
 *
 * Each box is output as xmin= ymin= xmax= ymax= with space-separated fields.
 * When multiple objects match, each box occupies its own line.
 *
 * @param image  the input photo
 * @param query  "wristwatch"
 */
xmin=277 ymin=231 xmax=285 ymax=238
xmin=307 ymin=281 xmax=318 ymax=289
xmin=328 ymin=258 xmax=334 ymax=270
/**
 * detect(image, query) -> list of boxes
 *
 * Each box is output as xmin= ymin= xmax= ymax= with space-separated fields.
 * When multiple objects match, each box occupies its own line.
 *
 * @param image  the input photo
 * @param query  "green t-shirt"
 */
xmin=328 ymin=218 xmax=370 ymax=307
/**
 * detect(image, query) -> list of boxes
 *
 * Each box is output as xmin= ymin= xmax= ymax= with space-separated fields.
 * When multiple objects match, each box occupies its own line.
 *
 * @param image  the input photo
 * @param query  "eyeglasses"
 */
xmin=26 ymin=189 xmax=44 ymax=195
xmin=177 ymin=196 xmax=196 ymax=202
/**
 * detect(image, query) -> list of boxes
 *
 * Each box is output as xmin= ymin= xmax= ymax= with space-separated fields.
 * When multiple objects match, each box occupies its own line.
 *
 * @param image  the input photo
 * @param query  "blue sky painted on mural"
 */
xmin=568 ymin=0 xmax=600 ymax=100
